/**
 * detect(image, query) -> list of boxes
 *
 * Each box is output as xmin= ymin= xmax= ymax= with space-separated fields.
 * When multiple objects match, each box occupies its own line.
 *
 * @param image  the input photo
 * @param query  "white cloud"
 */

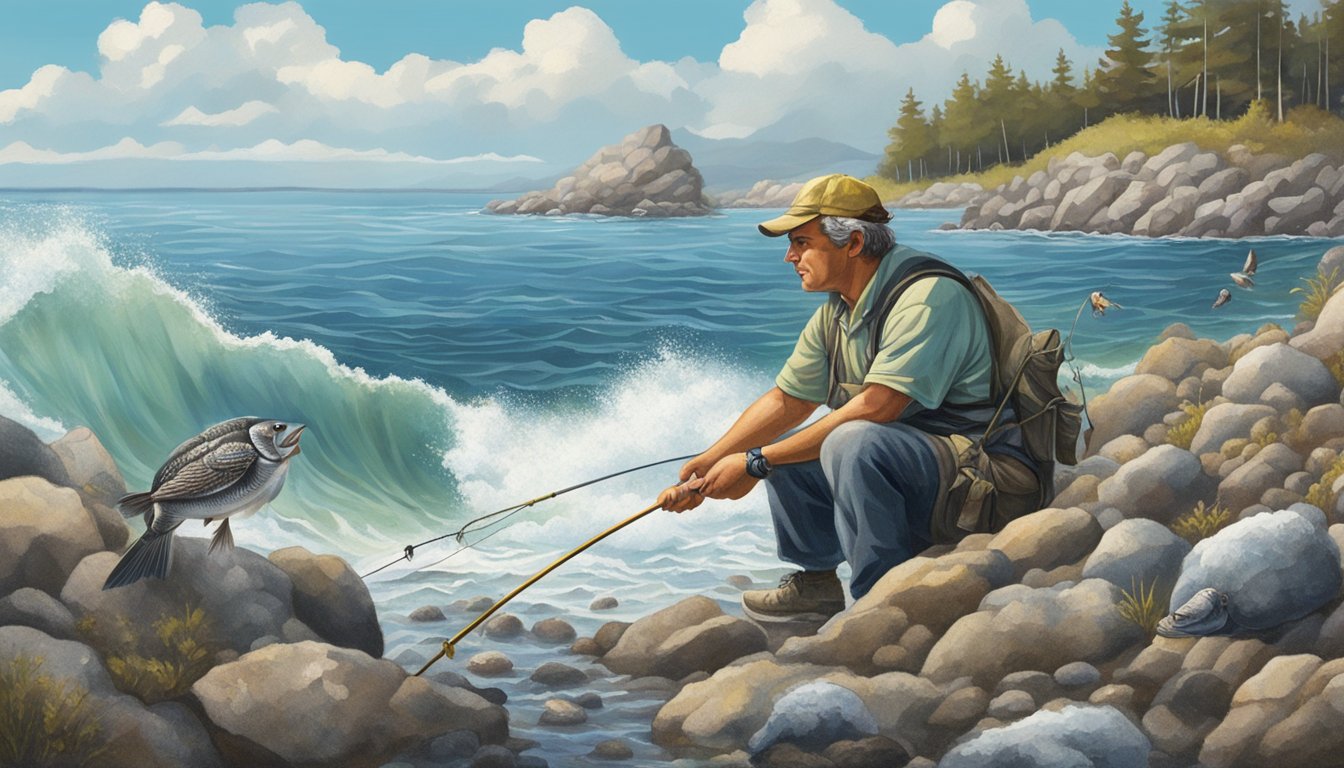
xmin=0 ymin=0 xmax=1102 ymax=168
xmin=163 ymin=100 xmax=278 ymax=127
xmin=0 ymin=136 xmax=542 ymax=165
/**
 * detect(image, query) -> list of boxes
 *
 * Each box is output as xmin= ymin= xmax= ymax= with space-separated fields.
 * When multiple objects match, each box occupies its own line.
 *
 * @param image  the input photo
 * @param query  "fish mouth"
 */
xmin=280 ymin=424 xmax=306 ymax=448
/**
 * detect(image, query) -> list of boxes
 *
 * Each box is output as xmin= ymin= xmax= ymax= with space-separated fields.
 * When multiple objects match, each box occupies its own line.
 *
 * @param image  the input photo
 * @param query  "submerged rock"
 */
xmin=940 ymin=704 xmax=1149 ymax=768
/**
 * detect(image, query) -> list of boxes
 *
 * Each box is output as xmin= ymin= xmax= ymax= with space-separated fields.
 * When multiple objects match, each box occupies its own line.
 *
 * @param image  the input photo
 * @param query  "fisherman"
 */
xmin=658 ymin=173 xmax=1037 ymax=623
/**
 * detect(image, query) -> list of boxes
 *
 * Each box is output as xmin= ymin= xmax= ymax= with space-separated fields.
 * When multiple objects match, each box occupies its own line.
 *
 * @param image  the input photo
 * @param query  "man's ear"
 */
xmin=847 ymin=230 xmax=865 ymax=257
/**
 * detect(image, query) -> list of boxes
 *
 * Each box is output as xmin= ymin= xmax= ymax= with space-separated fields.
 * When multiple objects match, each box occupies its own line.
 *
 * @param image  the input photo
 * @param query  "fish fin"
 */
xmin=117 ymin=491 xmax=155 ymax=520
xmin=208 ymin=518 xmax=234 ymax=554
xmin=102 ymin=528 xmax=176 ymax=589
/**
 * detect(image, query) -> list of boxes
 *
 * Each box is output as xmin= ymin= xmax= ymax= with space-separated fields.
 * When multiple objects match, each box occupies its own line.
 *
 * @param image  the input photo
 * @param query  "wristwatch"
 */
xmin=745 ymin=447 xmax=773 ymax=479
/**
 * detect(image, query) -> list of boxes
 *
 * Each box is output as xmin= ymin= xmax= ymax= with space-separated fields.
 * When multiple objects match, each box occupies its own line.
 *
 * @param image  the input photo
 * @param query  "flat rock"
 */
xmin=530 ymin=661 xmax=587 ymax=687
xmin=939 ymin=704 xmax=1150 ymax=768
xmin=538 ymin=698 xmax=587 ymax=726
xmin=468 ymin=651 xmax=514 ymax=676
xmin=268 ymin=546 xmax=383 ymax=657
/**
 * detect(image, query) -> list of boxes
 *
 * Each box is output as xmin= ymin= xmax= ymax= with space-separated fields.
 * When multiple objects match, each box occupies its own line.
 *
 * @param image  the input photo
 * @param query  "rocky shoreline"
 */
xmin=888 ymin=143 xmax=1344 ymax=238
xmin=0 ymin=420 xmax=529 ymax=768
xmin=7 ymin=243 xmax=1344 ymax=767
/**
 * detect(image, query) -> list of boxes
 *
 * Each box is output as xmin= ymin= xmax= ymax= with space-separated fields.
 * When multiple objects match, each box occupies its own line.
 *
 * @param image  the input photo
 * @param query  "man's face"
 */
xmin=784 ymin=218 xmax=854 ymax=293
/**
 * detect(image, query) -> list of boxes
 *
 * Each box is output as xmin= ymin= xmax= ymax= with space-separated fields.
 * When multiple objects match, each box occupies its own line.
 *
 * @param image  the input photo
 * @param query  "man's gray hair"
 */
xmin=819 ymin=216 xmax=895 ymax=258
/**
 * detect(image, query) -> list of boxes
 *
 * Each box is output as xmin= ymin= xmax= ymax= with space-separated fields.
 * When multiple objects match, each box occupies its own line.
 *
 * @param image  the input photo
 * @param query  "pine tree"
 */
xmin=1096 ymin=0 xmax=1158 ymax=116
xmin=879 ymin=88 xmax=934 ymax=180
xmin=983 ymin=55 xmax=1017 ymax=165
xmin=942 ymin=73 xmax=991 ymax=174
xmin=1158 ymin=1 xmax=1187 ymax=116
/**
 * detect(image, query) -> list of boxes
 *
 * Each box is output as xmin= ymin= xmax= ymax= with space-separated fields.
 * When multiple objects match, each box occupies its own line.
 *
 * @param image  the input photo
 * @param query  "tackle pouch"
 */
xmin=928 ymin=433 xmax=1040 ymax=544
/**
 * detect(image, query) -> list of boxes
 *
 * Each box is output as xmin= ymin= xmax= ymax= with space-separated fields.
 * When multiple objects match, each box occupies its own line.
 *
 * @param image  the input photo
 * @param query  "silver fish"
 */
xmin=1213 ymin=288 xmax=1232 ymax=309
xmin=1157 ymin=587 xmax=1230 ymax=638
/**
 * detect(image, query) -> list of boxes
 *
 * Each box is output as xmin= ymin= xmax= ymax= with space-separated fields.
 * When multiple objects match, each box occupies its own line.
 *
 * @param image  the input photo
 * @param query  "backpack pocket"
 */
xmin=929 ymin=434 xmax=1041 ymax=544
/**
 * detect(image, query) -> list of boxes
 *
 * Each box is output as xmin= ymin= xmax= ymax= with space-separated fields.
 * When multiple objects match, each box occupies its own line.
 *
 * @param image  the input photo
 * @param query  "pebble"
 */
xmin=589 ymin=739 xmax=633 ymax=759
xmin=531 ymin=617 xmax=577 ymax=643
xmin=986 ymin=689 xmax=1036 ymax=719
xmin=1054 ymin=661 xmax=1102 ymax=688
xmin=570 ymin=637 xmax=602 ymax=655
xmin=483 ymin=613 xmax=524 ymax=639
xmin=590 ymin=596 xmax=619 ymax=610
xmin=470 ymin=745 xmax=517 ymax=768
xmin=571 ymin=692 xmax=604 ymax=709
xmin=467 ymin=651 xmax=514 ymax=676
xmin=538 ymin=699 xmax=587 ymax=726
xmin=409 ymin=605 xmax=446 ymax=622
xmin=530 ymin=661 xmax=588 ymax=687
xmin=726 ymin=574 xmax=754 ymax=589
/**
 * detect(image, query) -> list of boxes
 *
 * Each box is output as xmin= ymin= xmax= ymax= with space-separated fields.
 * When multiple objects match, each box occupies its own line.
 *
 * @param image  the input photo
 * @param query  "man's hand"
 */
xmin=658 ymin=473 xmax=706 ymax=514
xmin=699 ymin=452 xmax=759 ymax=500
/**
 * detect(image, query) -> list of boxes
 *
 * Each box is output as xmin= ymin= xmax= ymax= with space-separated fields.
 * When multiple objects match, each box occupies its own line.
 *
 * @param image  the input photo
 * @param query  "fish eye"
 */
xmin=273 ymin=423 xmax=286 ymax=432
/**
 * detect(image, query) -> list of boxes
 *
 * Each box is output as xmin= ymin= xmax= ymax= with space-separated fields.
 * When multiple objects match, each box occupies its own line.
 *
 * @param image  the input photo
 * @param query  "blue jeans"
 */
xmin=763 ymin=420 xmax=940 ymax=600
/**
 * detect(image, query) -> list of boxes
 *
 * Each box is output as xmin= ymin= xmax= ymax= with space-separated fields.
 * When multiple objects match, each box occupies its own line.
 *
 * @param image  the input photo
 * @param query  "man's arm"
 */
xmin=659 ymin=386 xmax=817 ymax=511
xmin=696 ymin=382 xmax=911 ymax=500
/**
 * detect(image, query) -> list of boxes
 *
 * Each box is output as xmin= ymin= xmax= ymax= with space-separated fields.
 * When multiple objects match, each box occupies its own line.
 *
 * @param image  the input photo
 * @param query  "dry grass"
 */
xmin=1170 ymin=501 xmax=1233 ymax=545
xmin=871 ymin=102 xmax=1344 ymax=199
xmin=1118 ymin=578 xmax=1168 ymax=638
xmin=1305 ymin=454 xmax=1344 ymax=521
xmin=1292 ymin=267 xmax=1342 ymax=322
xmin=1327 ymin=351 xmax=1344 ymax=390
xmin=99 ymin=603 xmax=216 ymax=704
xmin=0 ymin=655 xmax=103 ymax=767
xmin=1165 ymin=400 xmax=1210 ymax=451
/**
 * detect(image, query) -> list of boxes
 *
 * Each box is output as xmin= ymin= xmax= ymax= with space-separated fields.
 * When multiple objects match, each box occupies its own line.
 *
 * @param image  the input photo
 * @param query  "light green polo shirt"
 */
xmin=775 ymin=244 xmax=992 ymax=412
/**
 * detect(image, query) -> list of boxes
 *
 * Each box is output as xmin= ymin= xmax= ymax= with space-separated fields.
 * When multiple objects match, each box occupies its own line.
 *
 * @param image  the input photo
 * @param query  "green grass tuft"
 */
xmin=0 ymin=655 xmax=103 ymax=767
xmin=1291 ymin=267 xmax=1342 ymax=322
xmin=1170 ymin=501 xmax=1232 ymax=545
xmin=1118 ymin=578 xmax=1168 ymax=638
xmin=1165 ymin=400 xmax=1210 ymax=451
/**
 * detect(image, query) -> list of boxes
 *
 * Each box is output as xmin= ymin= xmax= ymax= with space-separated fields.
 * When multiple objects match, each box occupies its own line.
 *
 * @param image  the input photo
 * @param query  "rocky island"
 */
xmin=485 ymin=124 xmax=713 ymax=219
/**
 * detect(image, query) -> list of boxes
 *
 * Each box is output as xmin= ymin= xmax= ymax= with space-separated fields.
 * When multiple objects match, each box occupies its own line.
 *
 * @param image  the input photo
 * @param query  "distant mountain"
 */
xmin=669 ymin=130 xmax=880 ymax=191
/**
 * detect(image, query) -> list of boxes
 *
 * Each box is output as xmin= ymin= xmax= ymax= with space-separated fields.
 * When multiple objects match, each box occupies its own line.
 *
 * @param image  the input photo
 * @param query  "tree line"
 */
xmin=879 ymin=0 xmax=1344 ymax=182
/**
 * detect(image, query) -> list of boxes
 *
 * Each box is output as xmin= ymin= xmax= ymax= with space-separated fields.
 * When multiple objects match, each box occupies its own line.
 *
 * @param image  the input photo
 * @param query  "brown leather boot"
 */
xmin=741 ymin=570 xmax=845 ymax=623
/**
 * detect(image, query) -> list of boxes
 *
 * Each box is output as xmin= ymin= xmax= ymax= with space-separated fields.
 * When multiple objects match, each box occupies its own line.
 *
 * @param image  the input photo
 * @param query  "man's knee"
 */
xmin=819 ymin=420 xmax=883 ymax=472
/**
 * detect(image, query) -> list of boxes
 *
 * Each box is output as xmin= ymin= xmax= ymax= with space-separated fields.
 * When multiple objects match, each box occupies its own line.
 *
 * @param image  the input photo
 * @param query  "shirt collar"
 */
xmin=833 ymin=243 xmax=909 ymax=333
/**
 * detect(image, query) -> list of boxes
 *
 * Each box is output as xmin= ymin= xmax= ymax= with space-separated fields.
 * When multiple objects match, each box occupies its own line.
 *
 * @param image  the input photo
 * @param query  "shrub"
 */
xmin=103 ymin=603 xmax=216 ymax=704
xmin=1292 ymin=267 xmax=1341 ymax=322
xmin=1165 ymin=400 xmax=1209 ymax=450
xmin=1118 ymin=578 xmax=1168 ymax=638
xmin=1170 ymin=500 xmax=1232 ymax=544
xmin=0 ymin=655 xmax=102 ymax=767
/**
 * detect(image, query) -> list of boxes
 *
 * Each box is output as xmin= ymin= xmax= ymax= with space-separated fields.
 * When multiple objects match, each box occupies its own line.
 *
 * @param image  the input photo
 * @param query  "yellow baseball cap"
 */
xmin=757 ymin=174 xmax=892 ymax=237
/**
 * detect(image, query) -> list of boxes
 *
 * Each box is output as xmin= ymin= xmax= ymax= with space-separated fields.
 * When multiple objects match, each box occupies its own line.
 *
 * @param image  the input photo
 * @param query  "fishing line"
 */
xmin=360 ymin=452 xmax=697 ymax=579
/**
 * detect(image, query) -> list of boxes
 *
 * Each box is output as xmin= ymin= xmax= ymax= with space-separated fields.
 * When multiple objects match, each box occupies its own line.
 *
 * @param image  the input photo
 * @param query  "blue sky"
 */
xmin=0 ymin=0 xmax=1323 ymax=186
xmin=9 ymin=0 xmax=1302 ymax=89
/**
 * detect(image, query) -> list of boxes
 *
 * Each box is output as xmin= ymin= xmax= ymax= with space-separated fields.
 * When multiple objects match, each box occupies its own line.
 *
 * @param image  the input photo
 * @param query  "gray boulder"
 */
xmin=0 ymin=414 xmax=72 ymax=487
xmin=49 ymin=428 xmax=131 ymax=550
xmin=1095 ymin=445 xmax=1213 ymax=524
xmin=1291 ymin=271 xmax=1344 ymax=362
xmin=601 ymin=596 xmax=765 ymax=679
xmin=1135 ymin=337 xmax=1228 ymax=382
xmin=1086 ymin=374 xmax=1180 ymax=451
xmin=268 ymin=546 xmax=383 ymax=658
xmin=1051 ymin=174 xmax=1130 ymax=231
xmin=1222 ymin=344 xmax=1337 ymax=407
xmin=922 ymin=579 xmax=1145 ymax=689
xmin=62 ymin=539 xmax=297 ymax=658
xmin=1138 ymin=143 xmax=1201 ymax=182
xmin=0 ymin=625 xmax=225 ymax=768
xmin=0 ymin=476 xmax=103 ymax=597
xmin=190 ymin=640 xmax=507 ymax=767
xmin=747 ymin=681 xmax=878 ymax=755
xmin=1168 ymin=507 xmax=1342 ymax=634
xmin=1265 ymin=187 xmax=1329 ymax=234
xmin=0 ymin=586 xmax=77 ymax=640
xmin=1198 ymin=167 xmax=1249 ymax=200
xmin=1082 ymin=518 xmax=1191 ymax=591
xmin=1191 ymin=403 xmax=1278 ymax=456
xmin=1133 ymin=185 xmax=1201 ymax=237
xmin=1105 ymin=181 xmax=1166 ymax=231
xmin=939 ymin=704 xmax=1149 ymax=768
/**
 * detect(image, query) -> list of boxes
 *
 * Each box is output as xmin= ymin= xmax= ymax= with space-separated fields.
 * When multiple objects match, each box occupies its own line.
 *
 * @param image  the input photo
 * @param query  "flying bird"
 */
xmin=1213 ymin=288 xmax=1232 ymax=309
xmin=1089 ymin=291 xmax=1123 ymax=317
xmin=103 ymin=417 xmax=306 ymax=589
xmin=1230 ymin=249 xmax=1257 ymax=289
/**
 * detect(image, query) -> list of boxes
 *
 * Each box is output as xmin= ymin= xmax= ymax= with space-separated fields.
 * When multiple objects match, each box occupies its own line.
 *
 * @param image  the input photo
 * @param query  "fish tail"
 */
xmin=102 ymin=529 xmax=176 ymax=589
xmin=117 ymin=492 xmax=155 ymax=522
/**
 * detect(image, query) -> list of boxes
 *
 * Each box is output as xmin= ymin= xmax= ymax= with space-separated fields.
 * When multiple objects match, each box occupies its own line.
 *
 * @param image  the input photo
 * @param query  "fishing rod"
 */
xmin=360 ymin=452 xmax=697 ymax=579
xmin=414 ymin=474 xmax=700 ymax=677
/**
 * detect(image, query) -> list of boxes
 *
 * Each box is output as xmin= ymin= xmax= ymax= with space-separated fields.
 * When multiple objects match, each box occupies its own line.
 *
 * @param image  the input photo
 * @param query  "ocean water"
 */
xmin=0 ymin=189 xmax=1336 ymax=763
